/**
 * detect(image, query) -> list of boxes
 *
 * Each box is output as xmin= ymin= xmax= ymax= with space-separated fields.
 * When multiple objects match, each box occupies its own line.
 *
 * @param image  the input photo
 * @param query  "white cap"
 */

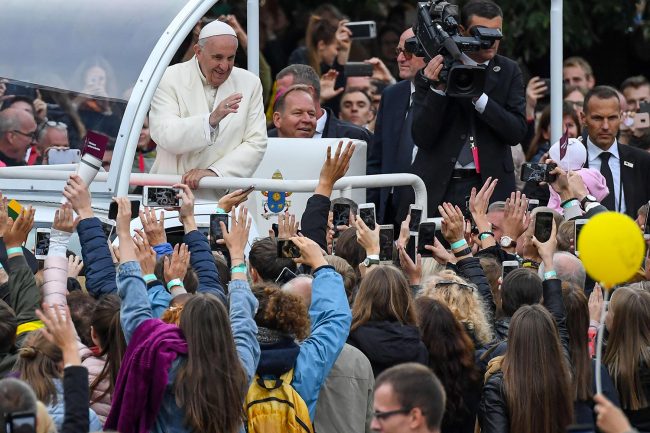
xmin=549 ymin=137 xmax=587 ymax=171
xmin=198 ymin=20 xmax=237 ymax=40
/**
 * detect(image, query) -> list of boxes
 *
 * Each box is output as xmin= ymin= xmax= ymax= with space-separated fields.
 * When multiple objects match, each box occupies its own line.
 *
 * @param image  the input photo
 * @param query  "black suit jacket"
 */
xmin=267 ymin=108 xmax=373 ymax=144
xmin=398 ymin=54 xmax=527 ymax=218
xmin=584 ymin=141 xmax=650 ymax=217
xmin=366 ymin=80 xmax=412 ymax=223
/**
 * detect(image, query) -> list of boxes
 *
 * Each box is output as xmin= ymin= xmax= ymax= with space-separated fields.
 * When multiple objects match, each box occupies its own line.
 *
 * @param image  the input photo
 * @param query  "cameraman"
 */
xmin=401 ymin=0 xmax=526 ymax=218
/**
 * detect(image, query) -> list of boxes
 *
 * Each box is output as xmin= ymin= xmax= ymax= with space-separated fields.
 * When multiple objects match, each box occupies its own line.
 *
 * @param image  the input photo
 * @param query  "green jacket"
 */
xmin=0 ymin=254 xmax=41 ymax=377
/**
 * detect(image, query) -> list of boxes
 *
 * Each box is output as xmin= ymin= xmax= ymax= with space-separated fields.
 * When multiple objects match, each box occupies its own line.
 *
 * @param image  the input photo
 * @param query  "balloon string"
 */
xmin=595 ymin=284 xmax=611 ymax=395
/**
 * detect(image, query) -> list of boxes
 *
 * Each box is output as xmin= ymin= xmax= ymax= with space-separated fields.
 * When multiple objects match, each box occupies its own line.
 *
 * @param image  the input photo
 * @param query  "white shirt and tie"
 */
xmin=586 ymin=137 xmax=626 ymax=214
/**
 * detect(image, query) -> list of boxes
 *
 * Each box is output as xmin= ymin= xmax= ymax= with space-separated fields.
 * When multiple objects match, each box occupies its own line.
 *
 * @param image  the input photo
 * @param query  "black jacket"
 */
xmin=268 ymin=108 xmax=373 ymax=144
xmin=584 ymin=141 xmax=650 ymax=218
xmin=347 ymin=321 xmax=429 ymax=377
xmin=478 ymin=278 xmax=569 ymax=433
xmin=366 ymin=80 xmax=413 ymax=223
xmin=62 ymin=365 xmax=90 ymax=433
xmin=300 ymin=194 xmax=331 ymax=252
xmin=399 ymin=55 xmax=527 ymax=219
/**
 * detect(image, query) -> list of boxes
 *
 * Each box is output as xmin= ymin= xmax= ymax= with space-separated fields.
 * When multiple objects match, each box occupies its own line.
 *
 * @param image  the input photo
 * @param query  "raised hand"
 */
xmin=67 ymin=255 xmax=84 ymax=279
xmin=133 ymin=229 xmax=156 ymax=276
xmin=4 ymin=207 xmax=35 ymax=249
xmin=316 ymin=140 xmax=355 ymax=197
xmin=63 ymin=174 xmax=93 ymax=219
xmin=320 ymin=70 xmax=344 ymax=103
xmin=291 ymin=236 xmax=327 ymax=269
xmin=52 ymin=203 xmax=79 ymax=233
xmin=438 ymin=203 xmax=465 ymax=245
xmin=355 ymin=215 xmax=380 ymax=256
xmin=278 ymin=212 xmax=299 ymax=238
xmin=0 ymin=194 xmax=8 ymax=238
xmin=398 ymin=247 xmax=422 ymax=285
xmin=114 ymin=197 xmax=137 ymax=263
xmin=36 ymin=304 xmax=80 ymax=365
xmin=163 ymin=243 xmax=191 ymax=283
xmin=502 ymin=191 xmax=529 ymax=243
xmin=139 ymin=207 xmax=167 ymax=246
xmin=175 ymin=183 xmax=197 ymax=232
xmin=222 ymin=207 xmax=251 ymax=260
xmin=217 ymin=187 xmax=254 ymax=213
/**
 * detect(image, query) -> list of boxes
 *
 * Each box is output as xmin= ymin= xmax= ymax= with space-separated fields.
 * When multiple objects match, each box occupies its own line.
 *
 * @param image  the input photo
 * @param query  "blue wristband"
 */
xmin=544 ymin=270 xmax=557 ymax=280
xmin=143 ymin=274 xmax=157 ymax=283
xmin=6 ymin=247 xmax=23 ymax=256
xmin=216 ymin=207 xmax=227 ymax=214
xmin=166 ymin=278 xmax=184 ymax=291
xmin=231 ymin=264 xmax=247 ymax=274
xmin=450 ymin=239 xmax=467 ymax=250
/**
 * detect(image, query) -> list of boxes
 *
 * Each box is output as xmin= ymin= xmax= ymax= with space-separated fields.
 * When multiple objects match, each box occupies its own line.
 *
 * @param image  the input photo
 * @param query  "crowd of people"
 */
xmin=2 ymin=0 xmax=650 ymax=432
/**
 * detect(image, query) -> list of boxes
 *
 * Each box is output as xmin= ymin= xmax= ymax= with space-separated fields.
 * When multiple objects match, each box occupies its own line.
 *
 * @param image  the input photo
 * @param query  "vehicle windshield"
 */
xmin=0 ymin=0 xmax=189 ymax=164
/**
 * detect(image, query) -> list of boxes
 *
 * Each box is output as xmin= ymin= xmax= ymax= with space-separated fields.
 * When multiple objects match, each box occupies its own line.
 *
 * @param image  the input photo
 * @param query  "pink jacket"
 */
xmin=78 ymin=342 xmax=112 ymax=424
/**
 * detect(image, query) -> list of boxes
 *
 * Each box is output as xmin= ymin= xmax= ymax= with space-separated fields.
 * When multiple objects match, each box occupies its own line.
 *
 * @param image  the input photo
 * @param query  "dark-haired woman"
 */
xmin=348 ymin=265 xmax=428 ymax=377
xmin=562 ymin=284 xmax=619 ymax=428
xmin=479 ymin=221 xmax=574 ymax=433
xmin=417 ymin=298 xmax=481 ymax=433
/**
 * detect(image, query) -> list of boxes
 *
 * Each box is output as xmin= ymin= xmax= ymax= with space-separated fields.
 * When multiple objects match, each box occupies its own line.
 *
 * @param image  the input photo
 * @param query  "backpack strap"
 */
xmin=255 ymin=369 xmax=295 ymax=391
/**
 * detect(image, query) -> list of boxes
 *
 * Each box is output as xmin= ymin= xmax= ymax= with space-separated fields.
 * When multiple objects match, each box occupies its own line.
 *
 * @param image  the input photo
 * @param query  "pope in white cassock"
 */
xmin=149 ymin=20 xmax=267 ymax=198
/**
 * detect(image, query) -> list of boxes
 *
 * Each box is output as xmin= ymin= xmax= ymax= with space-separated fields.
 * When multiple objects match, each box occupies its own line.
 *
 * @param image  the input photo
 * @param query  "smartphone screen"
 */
xmin=275 ymin=267 xmax=298 ymax=285
xmin=332 ymin=203 xmax=351 ymax=228
xmin=277 ymin=239 xmax=301 ymax=258
xmin=534 ymin=212 xmax=554 ymax=243
xmin=574 ymin=219 xmax=587 ymax=255
xmin=144 ymin=187 xmax=180 ymax=207
xmin=99 ymin=219 xmax=117 ymax=242
xmin=359 ymin=206 xmax=376 ymax=230
xmin=528 ymin=199 xmax=540 ymax=213
xmin=108 ymin=200 xmax=141 ymax=220
xmin=502 ymin=261 xmax=519 ymax=279
xmin=417 ymin=222 xmax=436 ymax=257
xmin=379 ymin=225 xmax=394 ymax=262
xmin=210 ymin=214 xmax=229 ymax=250
xmin=406 ymin=235 xmax=417 ymax=263
xmin=408 ymin=206 xmax=423 ymax=232
xmin=35 ymin=230 xmax=51 ymax=258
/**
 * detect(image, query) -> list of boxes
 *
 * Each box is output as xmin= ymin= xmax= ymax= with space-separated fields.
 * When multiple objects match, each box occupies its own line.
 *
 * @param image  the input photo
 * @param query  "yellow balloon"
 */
xmin=577 ymin=211 xmax=646 ymax=288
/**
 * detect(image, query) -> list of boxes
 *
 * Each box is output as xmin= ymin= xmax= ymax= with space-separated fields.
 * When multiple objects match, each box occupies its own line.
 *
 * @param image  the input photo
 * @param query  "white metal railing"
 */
xmin=0 ymin=169 xmax=428 ymax=218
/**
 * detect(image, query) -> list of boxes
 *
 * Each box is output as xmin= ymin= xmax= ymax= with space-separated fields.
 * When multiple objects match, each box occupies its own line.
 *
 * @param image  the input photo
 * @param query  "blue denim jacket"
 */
xmin=117 ymin=261 xmax=260 ymax=433
xmin=47 ymin=378 xmax=103 ymax=432
xmin=291 ymin=266 xmax=352 ymax=419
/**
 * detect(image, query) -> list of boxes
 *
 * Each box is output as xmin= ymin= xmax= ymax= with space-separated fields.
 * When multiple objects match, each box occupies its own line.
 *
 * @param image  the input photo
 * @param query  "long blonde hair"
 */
xmin=419 ymin=270 xmax=493 ymax=345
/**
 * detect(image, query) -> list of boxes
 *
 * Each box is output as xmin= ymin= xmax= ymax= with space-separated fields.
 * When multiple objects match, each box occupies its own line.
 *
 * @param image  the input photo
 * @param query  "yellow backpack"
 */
xmin=244 ymin=369 xmax=314 ymax=433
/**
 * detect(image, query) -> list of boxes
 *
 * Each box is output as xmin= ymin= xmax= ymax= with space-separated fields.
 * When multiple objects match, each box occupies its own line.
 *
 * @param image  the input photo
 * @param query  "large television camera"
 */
xmin=406 ymin=1 xmax=502 ymax=97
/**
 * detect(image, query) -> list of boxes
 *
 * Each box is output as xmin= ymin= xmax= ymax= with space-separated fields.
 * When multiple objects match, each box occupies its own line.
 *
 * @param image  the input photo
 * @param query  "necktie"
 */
xmin=399 ymin=100 xmax=415 ymax=167
xmin=599 ymin=152 xmax=616 ymax=210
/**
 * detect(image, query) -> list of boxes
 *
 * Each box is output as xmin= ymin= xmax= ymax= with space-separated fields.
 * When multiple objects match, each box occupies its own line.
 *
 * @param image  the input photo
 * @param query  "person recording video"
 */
xmin=398 ymin=0 xmax=527 ymax=220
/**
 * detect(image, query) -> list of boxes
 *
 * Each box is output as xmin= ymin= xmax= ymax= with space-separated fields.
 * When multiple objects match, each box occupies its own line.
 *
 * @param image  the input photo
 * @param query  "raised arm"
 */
xmin=301 ymin=141 xmax=355 ymax=250
xmin=37 ymin=304 xmax=89 ymax=433
xmin=42 ymin=204 xmax=78 ymax=309
xmin=177 ymin=184 xmax=226 ymax=302
xmin=114 ymin=197 xmax=152 ymax=343
xmin=222 ymin=206 xmax=260 ymax=382
xmin=290 ymin=236 xmax=352 ymax=419
xmin=64 ymin=175 xmax=117 ymax=297
xmin=3 ymin=206 xmax=40 ymax=333
xmin=533 ymin=219 xmax=569 ymax=354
